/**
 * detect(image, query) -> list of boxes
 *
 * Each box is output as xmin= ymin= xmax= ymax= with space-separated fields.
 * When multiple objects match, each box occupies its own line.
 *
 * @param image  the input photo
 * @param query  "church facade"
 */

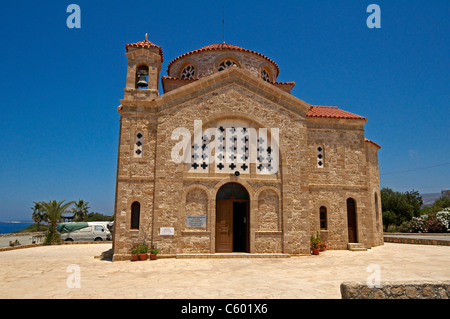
xmin=111 ymin=36 xmax=383 ymax=261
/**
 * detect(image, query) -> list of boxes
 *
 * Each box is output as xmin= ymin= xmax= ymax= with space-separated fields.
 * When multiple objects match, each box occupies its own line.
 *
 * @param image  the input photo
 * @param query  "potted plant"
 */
xmin=320 ymin=241 xmax=327 ymax=252
xmin=150 ymin=248 xmax=159 ymax=260
xmin=310 ymin=232 xmax=321 ymax=255
xmin=131 ymin=247 xmax=139 ymax=261
xmin=138 ymin=244 xmax=148 ymax=261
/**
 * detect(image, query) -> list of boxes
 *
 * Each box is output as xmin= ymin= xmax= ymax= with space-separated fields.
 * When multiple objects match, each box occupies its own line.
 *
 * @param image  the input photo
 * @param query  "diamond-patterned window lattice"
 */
xmin=134 ymin=131 xmax=143 ymax=157
xmin=218 ymin=60 xmax=237 ymax=71
xmin=261 ymin=69 xmax=271 ymax=83
xmin=317 ymin=145 xmax=324 ymax=168
xmin=181 ymin=65 xmax=195 ymax=80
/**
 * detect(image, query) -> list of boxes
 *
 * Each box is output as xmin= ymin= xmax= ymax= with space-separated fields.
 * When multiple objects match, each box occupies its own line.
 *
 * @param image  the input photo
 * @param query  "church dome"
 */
xmin=166 ymin=43 xmax=280 ymax=83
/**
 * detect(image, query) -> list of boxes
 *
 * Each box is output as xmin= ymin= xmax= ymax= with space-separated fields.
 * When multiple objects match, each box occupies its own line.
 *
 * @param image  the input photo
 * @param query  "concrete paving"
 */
xmin=0 ymin=242 xmax=449 ymax=299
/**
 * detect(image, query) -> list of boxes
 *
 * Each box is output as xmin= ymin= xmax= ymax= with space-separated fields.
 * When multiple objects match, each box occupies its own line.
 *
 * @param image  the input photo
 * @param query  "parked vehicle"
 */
xmin=57 ymin=222 xmax=111 ymax=242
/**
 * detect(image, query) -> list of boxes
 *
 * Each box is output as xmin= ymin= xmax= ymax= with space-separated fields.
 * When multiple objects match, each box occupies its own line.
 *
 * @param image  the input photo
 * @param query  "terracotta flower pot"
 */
xmin=311 ymin=247 xmax=320 ymax=255
xmin=131 ymin=254 xmax=139 ymax=261
xmin=150 ymin=254 xmax=157 ymax=260
xmin=139 ymin=253 xmax=148 ymax=261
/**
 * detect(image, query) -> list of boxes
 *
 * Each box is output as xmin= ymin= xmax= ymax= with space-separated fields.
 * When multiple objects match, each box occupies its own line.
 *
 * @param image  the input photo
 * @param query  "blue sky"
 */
xmin=0 ymin=0 xmax=448 ymax=221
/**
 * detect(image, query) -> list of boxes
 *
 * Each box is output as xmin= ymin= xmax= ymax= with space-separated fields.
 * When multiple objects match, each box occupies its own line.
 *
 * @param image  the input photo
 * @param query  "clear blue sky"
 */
xmin=0 ymin=1 xmax=448 ymax=221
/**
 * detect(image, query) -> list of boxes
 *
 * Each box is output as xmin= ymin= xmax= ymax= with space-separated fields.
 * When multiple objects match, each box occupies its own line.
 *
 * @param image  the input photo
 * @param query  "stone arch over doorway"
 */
xmin=215 ymin=182 xmax=250 ymax=253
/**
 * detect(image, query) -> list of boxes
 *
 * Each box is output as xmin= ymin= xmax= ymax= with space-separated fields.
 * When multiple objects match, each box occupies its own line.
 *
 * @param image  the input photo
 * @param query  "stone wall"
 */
xmin=340 ymin=281 xmax=450 ymax=299
xmin=113 ymin=64 xmax=383 ymax=260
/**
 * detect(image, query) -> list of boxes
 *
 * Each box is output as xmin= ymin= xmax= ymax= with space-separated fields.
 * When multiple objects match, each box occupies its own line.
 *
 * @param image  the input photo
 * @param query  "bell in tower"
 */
xmin=136 ymin=67 xmax=149 ymax=88
xmin=124 ymin=34 xmax=163 ymax=100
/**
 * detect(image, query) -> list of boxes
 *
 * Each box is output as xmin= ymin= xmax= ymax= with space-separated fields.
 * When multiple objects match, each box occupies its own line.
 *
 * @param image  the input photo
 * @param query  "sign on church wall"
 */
xmin=160 ymin=227 xmax=175 ymax=235
xmin=186 ymin=216 xmax=207 ymax=228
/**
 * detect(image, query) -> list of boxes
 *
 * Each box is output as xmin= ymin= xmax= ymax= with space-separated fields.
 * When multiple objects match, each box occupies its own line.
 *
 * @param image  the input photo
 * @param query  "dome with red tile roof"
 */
xmin=166 ymin=42 xmax=280 ymax=84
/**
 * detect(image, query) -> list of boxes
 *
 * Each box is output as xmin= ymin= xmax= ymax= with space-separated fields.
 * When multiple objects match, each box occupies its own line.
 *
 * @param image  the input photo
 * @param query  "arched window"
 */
xmin=261 ymin=69 xmax=271 ymax=83
xmin=131 ymin=202 xmax=140 ymax=230
xmin=218 ymin=59 xmax=238 ymax=71
xmin=320 ymin=206 xmax=327 ymax=230
xmin=180 ymin=64 xmax=195 ymax=79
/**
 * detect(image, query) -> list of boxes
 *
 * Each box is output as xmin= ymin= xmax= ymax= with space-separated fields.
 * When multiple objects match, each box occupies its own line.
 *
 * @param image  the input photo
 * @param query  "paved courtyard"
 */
xmin=0 ymin=242 xmax=449 ymax=299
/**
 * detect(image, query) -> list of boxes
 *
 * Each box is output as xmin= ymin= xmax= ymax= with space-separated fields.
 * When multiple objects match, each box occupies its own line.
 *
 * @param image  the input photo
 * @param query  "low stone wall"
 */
xmin=383 ymin=233 xmax=450 ymax=246
xmin=341 ymin=281 xmax=450 ymax=299
xmin=0 ymin=240 xmax=111 ymax=252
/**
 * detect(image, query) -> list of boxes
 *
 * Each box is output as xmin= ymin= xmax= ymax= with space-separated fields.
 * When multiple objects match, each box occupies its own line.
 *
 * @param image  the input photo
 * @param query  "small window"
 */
xmin=131 ymin=202 xmax=140 ymax=230
xmin=181 ymin=64 xmax=195 ymax=79
xmin=320 ymin=206 xmax=327 ymax=230
xmin=317 ymin=146 xmax=324 ymax=168
xmin=134 ymin=132 xmax=143 ymax=157
xmin=94 ymin=225 xmax=103 ymax=232
xmin=374 ymin=192 xmax=379 ymax=221
xmin=218 ymin=59 xmax=237 ymax=71
xmin=261 ymin=69 xmax=271 ymax=83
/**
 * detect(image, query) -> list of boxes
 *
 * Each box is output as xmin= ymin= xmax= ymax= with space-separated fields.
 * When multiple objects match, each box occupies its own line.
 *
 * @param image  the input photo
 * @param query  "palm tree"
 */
xmin=31 ymin=201 xmax=46 ymax=231
xmin=40 ymin=200 xmax=75 ymax=244
xmin=71 ymin=200 xmax=90 ymax=222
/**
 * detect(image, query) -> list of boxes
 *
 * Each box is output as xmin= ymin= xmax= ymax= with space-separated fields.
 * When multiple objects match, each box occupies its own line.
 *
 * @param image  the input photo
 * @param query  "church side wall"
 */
xmin=113 ymin=114 xmax=157 ymax=261
xmin=365 ymin=143 xmax=384 ymax=246
xmin=306 ymin=118 xmax=376 ymax=249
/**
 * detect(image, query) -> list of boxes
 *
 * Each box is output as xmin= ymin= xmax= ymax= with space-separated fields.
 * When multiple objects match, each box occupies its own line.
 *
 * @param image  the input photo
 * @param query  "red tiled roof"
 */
xmin=365 ymin=138 xmax=381 ymax=149
xmin=126 ymin=38 xmax=163 ymax=62
xmin=167 ymin=43 xmax=279 ymax=77
xmin=306 ymin=105 xmax=366 ymax=120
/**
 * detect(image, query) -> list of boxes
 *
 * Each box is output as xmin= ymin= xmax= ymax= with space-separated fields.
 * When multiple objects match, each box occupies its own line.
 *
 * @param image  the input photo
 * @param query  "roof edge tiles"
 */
xmin=365 ymin=138 xmax=381 ymax=149
xmin=167 ymin=43 xmax=280 ymax=77
xmin=307 ymin=105 xmax=366 ymax=120
xmin=125 ymin=36 xmax=163 ymax=62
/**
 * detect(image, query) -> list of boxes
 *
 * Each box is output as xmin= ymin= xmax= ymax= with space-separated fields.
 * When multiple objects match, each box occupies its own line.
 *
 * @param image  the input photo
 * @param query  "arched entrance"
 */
xmin=347 ymin=198 xmax=357 ymax=243
xmin=215 ymin=183 xmax=250 ymax=253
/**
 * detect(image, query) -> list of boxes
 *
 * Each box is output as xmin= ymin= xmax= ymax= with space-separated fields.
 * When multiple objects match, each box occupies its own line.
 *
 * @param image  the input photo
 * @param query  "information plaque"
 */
xmin=186 ymin=216 xmax=207 ymax=228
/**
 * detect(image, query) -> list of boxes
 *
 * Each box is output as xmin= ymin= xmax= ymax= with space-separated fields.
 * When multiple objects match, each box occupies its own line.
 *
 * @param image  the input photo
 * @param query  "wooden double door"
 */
xmin=215 ymin=199 xmax=249 ymax=253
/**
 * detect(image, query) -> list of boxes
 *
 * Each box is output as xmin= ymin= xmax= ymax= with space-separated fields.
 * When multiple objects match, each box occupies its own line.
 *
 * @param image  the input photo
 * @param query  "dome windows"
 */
xmin=261 ymin=69 xmax=272 ymax=83
xmin=218 ymin=59 xmax=238 ymax=71
xmin=180 ymin=64 xmax=195 ymax=80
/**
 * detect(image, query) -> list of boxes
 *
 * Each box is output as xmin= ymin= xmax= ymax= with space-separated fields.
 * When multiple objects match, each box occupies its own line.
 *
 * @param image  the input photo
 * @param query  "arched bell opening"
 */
xmin=135 ymin=65 xmax=149 ymax=89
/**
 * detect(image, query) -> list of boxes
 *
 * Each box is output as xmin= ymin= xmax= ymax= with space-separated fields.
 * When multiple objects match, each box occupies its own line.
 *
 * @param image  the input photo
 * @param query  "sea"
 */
xmin=0 ymin=221 xmax=34 ymax=234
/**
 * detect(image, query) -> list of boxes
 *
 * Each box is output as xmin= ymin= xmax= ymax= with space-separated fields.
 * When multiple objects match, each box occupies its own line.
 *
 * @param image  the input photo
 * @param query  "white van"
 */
xmin=58 ymin=222 xmax=111 ymax=242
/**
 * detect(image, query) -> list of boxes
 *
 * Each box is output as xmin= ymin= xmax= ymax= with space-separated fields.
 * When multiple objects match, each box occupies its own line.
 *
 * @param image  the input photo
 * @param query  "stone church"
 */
xmin=111 ymin=36 xmax=383 ymax=261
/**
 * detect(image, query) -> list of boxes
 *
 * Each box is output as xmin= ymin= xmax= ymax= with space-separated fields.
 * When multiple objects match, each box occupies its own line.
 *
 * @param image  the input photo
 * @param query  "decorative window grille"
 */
xmin=181 ymin=65 xmax=195 ymax=80
xmin=189 ymin=123 xmax=277 ymax=175
xmin=261 ymin=69 xmax=271 ymax=83
xmin=317 ymin=146 xmax=324 ymax=168
xmin=134 ymin=132 xmax=143 ymax=157
xmin=218 ymin=60 xmax=237 ymax=71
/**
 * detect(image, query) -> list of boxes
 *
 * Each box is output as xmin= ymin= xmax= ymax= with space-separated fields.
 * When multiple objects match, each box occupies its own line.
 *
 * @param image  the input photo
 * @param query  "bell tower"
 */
xmin=123 ymin=34 xmax=163 ymax=100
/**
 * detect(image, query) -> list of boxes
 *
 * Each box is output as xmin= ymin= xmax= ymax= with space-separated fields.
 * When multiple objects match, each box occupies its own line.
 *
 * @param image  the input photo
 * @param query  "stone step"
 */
xmin=347 ymin=243 xmax=368 ymax=251
xmin=159 ymin=253 xmax=291 ymax=259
